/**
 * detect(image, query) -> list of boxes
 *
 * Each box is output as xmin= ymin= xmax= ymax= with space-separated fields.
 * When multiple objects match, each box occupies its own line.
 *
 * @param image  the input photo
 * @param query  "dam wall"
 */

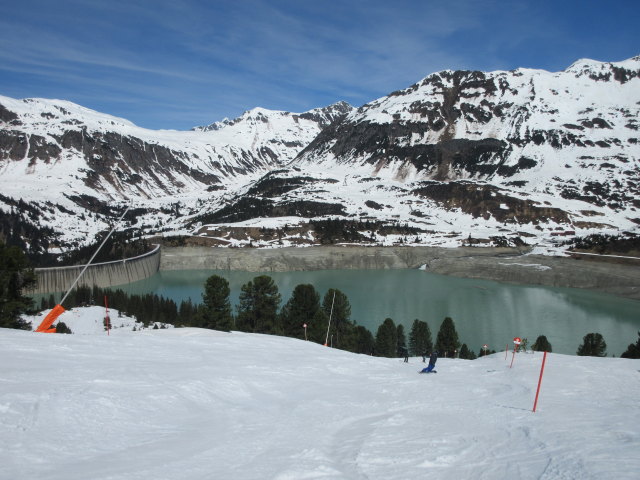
xmin=158 ymin=245 xmax=524 ymax=271
xmin=30 ymin=244 xmax=161 ymax=294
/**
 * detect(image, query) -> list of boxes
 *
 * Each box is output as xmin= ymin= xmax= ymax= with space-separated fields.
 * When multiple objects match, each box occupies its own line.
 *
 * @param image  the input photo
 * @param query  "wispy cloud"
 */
xmin=1 ymin=0 xmax=637 ymax=129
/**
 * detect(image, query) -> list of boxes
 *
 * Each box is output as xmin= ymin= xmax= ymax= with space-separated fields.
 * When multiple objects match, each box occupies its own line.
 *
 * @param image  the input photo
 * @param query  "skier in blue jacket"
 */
xmin=421 ymin=350 xmax=438 ymax=373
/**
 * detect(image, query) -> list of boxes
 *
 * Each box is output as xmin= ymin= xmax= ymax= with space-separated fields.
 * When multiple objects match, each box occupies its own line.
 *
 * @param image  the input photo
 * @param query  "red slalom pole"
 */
xmin=510 ymin=337 xmax=522 ymax=368
xmin=532 ymin=351 xmax=548 ymax=413
xmin=509 ymin=346 xmax=517 ymax=368
xmin=505 ymin=344 xmax=508 ymax=361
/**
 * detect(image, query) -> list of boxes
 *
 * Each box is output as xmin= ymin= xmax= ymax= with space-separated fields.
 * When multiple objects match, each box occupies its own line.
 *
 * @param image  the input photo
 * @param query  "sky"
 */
xmin=1 ymin=0 xmax=638 ymax=130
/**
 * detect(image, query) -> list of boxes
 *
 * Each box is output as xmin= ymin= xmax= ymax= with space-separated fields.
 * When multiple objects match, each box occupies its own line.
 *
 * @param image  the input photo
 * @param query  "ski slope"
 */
xmin=1 ymin=308 xmax=639 ymax=479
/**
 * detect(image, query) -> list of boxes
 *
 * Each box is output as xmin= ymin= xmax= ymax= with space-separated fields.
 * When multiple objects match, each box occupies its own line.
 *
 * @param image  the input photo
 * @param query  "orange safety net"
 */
xmin=35 ymin=304 xmax=66 ymax=333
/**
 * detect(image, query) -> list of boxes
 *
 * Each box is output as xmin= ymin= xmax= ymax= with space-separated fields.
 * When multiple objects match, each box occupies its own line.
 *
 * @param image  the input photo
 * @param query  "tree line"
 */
xmin=2 ymin=241 xmax=640 ymax=359
xmin=38 ymin=284 xmax=180 ymax=328
xmin=568 ymin=233 xmax=640 ymax=255
xmin=36 ymin=274 xmax=481 ymax=357
xmin=171 ymin=274 xmax=549 ymax=359
xmin=198 ymin=275 xmax=479 ymax=357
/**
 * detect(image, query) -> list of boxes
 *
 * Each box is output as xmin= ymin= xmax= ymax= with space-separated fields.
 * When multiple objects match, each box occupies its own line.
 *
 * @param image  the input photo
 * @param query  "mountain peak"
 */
xmin=565 ymin=55 xmax=640 ymax=78
xmin=194 ymin=102 xmax=353 ymax=133
xmin=565 ymin=57 xmax=603 ymax=73
xmin=0 ymin=94 xmax=137 ymax=130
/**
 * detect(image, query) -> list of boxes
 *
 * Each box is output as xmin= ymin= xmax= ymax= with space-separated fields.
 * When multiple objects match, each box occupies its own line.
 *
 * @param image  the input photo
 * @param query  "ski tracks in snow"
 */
xmin=328 ymin=412 xmax=392 ymax=479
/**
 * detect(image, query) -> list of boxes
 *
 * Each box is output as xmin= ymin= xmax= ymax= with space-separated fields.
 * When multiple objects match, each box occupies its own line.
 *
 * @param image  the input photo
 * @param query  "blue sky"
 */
xmin=1 ymin=0 xmax=638 ymax=130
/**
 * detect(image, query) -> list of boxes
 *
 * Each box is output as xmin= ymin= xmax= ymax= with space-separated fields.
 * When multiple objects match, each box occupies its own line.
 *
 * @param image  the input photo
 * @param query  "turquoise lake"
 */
xmin=114 ymin=269 xmax=640 ymax=356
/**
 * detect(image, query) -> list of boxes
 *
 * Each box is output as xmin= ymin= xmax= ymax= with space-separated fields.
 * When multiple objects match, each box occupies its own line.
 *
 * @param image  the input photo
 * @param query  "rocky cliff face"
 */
xmin=297 ymin=58 xmax=639 ymax=188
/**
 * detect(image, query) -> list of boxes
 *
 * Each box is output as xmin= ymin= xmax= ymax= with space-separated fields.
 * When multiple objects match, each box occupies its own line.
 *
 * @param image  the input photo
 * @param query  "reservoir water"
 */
xmin=114 ymin=269 xmax=640 ymax=357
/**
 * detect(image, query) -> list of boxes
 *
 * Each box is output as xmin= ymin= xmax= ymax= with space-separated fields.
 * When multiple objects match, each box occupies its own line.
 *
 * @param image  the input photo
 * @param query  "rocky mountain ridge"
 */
xmin=189 ymin=56 xmax=639 ymax=251
xmin=0 ymin=95 xmax=352 ymax=256
xmin=1 ymin=56 xmax=638 ymax=261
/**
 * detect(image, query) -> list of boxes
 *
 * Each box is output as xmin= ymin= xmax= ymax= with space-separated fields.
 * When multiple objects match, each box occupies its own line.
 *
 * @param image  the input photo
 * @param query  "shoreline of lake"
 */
xmin=159 ymin=245 xmax=640 ymax=301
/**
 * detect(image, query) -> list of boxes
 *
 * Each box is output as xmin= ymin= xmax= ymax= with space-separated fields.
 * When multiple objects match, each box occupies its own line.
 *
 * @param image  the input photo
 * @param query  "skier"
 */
xmin=400 ymin=346 xmax=409 ymax=363
xmin=420 ymin=350 xmax=438 ymax=373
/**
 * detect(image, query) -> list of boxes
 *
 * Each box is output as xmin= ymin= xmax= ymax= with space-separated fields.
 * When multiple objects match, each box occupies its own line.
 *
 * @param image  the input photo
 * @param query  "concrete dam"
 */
xmin=28 ymin=244 xmax=640 ymax=300
xmin=30 ymin=244 xmax=161 ymax=295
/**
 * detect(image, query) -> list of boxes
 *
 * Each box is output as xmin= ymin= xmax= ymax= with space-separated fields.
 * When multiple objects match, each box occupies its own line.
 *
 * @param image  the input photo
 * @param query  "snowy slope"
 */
xmin=1 ymin=311 xmax=639 ymax=479
xmin=0 ymin=95 xmax=352 ymax=247
xmin=22 ymin=305 xmax=173 ymax=334
xmin=0 ymin=95 xmax=351 ymax=202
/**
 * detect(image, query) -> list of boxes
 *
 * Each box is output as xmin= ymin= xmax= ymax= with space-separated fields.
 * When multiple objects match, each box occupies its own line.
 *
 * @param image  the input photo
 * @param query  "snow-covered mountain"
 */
xmin=0 ymin=96 xmax=352 ymax=250
xmin=205 ymin=56 xmax=639 ymax=250
xmin=1 ymin=56 xmax=639 ymax=255
xmin=299 ymin=57 xmax=640 ymax=183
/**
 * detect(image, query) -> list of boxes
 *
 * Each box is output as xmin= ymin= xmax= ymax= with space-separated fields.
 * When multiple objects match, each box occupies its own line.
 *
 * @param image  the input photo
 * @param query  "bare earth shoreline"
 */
xmin=160 ymin=245 xmax=640 ymax=301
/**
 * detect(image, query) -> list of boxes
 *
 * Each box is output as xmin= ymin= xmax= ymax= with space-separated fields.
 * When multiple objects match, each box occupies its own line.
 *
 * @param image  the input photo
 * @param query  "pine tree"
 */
xmin=375 ymin=318 xmax=398 ymax=357
xmin=311 ymin=308 xmax=329 ymax=344
xmin=621 ymin=332 xmax=640 ymax=359
xmin=280 ymin=284 xmax=326 ymax=342
xmin=352 ymin=325 xmax=375 ymax=355
xmin=408 ymin=319 xmax=432 ymax=356
xmin=191 ymin=304 xmax=207 ymax=329
xmin=532 ymin=335 xmax=553 ymax=352
xmin=202 ymin=274 xmax=234 ymax=331
xmin=322 ymin=288 xmax=352 ymax=348
xmin=0 ymin=242 xmax=36 ymax=329
xmin=576 ymin=332 xmax=607 ymax=357
xmin=177 ymin=299 xmax=196 ymax=327
xmin=236 ymin=275 xmax=281 ymax=334
xmin=435 ymin=317 xmax=460 ymax=358
xmin=55 ymin=321 xmax=72 ymax=334
xmin=459 ymin=343 xmax=476 ymax=360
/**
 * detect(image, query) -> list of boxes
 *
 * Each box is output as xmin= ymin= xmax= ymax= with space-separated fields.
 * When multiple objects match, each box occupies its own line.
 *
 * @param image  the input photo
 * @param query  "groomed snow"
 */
xmin=1 ymin=308 xmax=639 ymax=479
